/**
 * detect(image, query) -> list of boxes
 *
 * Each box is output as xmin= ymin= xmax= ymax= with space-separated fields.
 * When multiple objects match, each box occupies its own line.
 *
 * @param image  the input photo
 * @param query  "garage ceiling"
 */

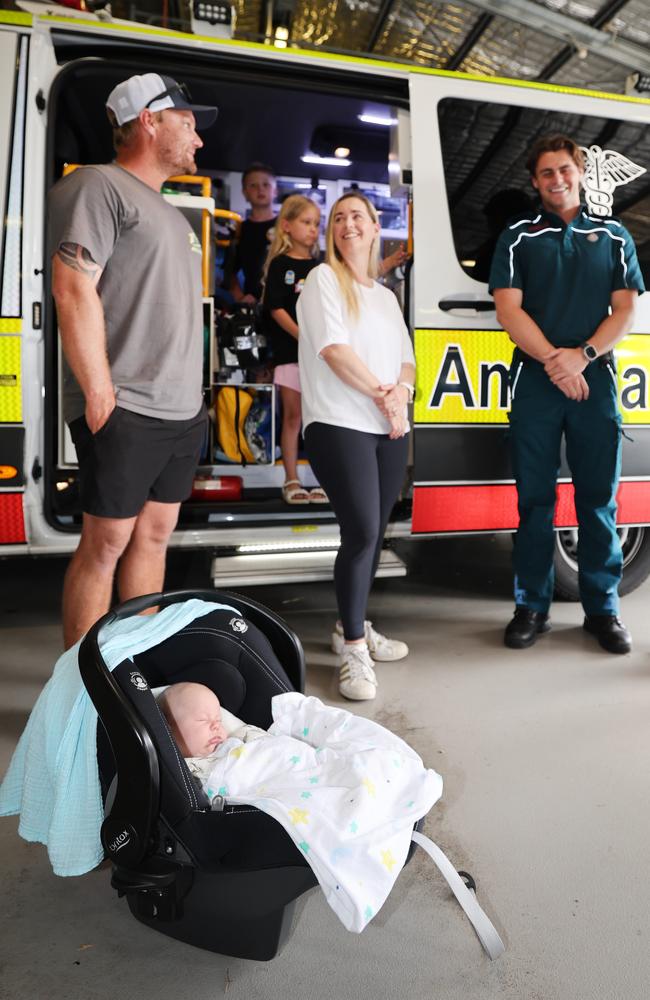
xmin=231 ymin=0 xmax=650 ymax=96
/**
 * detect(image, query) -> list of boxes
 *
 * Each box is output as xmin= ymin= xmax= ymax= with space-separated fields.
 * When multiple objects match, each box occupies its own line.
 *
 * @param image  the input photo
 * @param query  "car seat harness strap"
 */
xmin=411 ymin=831 xmax=505 ymax=960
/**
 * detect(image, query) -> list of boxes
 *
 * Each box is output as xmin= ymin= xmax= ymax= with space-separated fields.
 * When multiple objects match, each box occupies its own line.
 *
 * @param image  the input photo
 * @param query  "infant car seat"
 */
xmin=79 ymin=589 xmax=318 ymax=960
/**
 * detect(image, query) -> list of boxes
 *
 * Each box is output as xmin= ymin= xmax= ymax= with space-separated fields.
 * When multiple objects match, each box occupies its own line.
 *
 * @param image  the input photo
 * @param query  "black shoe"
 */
xmin=583 ymin=615 xmax=632 ymax=654
xmin=504 ymin=606 xmax=551 ymax=649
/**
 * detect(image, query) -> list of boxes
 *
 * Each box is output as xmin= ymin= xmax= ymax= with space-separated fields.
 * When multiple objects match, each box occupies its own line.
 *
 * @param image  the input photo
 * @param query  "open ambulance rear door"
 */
xmin=0 ymin=19 xmax=30 ymax=551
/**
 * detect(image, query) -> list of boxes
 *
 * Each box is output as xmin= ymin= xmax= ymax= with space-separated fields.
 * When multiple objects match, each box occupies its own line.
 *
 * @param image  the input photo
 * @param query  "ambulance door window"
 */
xmin=0 ymin=32 xmax=27 ymax=317
xmin=437 ymin=96 xmax=650 ymax=288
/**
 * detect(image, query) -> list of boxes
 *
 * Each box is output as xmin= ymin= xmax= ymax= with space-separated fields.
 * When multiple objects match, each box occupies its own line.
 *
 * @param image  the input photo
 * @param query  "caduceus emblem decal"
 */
xmin=580 ymin=145 xmax=646 ymax=217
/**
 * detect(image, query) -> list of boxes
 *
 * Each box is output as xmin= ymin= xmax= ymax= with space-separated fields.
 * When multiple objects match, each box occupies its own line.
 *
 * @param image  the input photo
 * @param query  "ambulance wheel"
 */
xmin=553 ymin=527 xmax=650 ymax=600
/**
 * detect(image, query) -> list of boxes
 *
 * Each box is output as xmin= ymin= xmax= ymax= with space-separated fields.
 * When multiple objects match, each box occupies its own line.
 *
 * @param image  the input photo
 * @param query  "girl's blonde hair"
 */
xmin=325 ymin=192 xmax=381 ymax=321
xmin=262 ymin=194 xmax=321 ymax=284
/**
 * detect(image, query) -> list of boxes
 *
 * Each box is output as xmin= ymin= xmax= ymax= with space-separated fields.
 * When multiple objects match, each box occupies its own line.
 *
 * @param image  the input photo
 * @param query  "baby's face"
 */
xmin=175 ymin=689 xmax=227 ymax=758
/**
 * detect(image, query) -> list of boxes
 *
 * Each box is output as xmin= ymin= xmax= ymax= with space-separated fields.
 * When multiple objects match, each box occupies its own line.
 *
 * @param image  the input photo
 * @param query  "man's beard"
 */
xmin=158 ymin=144 xmax=197 ymax=177
xmin=170 ymin=155 xmax=197 ymax=176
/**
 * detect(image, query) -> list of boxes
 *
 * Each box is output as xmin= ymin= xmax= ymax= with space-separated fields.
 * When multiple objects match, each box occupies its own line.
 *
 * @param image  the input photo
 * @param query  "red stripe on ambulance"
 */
xmin=0 ymin=493 xmax=26 ymax=543
xmin=412 ymin=482 xmax=650 ymax=534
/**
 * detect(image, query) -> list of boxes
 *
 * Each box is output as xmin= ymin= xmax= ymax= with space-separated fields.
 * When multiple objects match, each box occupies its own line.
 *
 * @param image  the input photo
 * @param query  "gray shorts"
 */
xmin=69 ymin=404 xmax=208 ymax=519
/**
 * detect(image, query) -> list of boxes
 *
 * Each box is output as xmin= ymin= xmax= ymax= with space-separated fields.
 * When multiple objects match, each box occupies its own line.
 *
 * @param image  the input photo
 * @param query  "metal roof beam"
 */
xmin=446 ymin=10 xmax=494 ymax=70
xmin=367 ymin=0 xmax=395 ymax=53
xmin=462 ymin=0 xmax=650 ymax=74
xmin=537 ymin=0 xmax=633 ymax=81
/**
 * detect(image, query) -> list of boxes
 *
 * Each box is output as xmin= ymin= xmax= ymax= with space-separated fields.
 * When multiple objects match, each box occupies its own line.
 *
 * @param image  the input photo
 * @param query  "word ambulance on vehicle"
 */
xmin=1 ymin=0 xmax=650 ymax=594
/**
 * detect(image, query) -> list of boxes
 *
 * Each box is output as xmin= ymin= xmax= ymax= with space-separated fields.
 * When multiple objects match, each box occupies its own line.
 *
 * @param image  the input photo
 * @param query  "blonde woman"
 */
xmin=297 ymin=193 xmax=416 ymax=701
xmin=262 ymin=195 xmax=326 ymax=503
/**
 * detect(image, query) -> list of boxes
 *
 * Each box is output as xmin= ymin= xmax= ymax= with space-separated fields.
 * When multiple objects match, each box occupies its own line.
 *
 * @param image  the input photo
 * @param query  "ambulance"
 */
xmin=1 ymin=0 xmax=650 ymax=594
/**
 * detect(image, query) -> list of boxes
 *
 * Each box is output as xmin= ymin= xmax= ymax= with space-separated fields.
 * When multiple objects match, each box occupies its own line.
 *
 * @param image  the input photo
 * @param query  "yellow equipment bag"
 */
xmin=215 ymin=386 xmax=256 ymax=465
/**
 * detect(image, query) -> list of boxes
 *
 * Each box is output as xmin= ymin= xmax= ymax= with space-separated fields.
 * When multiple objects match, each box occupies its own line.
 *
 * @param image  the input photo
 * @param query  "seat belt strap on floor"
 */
xmin=411 ymin=831 xmax=505 ymax=960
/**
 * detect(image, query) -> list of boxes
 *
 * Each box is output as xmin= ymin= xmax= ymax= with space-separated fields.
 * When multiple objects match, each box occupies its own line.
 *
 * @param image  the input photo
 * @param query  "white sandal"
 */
xmin=282 ymin=479 xmax=311 ymax=504
xmin=308 ymin=487 xmax=329 ymax=504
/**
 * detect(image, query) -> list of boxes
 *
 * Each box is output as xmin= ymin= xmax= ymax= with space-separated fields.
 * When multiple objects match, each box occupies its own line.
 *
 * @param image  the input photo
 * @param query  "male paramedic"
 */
xmin=489 ymin=133 xmax=644 ymax=654
xmin=49 ymin=74 xmax=218 ymax=648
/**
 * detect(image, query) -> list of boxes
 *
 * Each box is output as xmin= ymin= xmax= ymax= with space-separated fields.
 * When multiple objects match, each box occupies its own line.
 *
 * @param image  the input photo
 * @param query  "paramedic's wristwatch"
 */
xmin=581 ymin=342 xmax=598 ymax=362
xmin=398 ymin=381 xmax=415 ymax=402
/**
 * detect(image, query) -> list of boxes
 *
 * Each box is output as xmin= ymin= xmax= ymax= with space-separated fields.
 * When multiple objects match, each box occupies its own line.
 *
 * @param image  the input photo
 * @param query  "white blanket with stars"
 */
xmin=192 ymin=692 xmax=443 ymax=933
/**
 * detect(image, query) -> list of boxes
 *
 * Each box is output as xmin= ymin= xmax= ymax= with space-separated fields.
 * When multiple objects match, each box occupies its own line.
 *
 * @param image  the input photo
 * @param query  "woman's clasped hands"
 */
xmin=374 ymin=383 xmax=409 ymax=439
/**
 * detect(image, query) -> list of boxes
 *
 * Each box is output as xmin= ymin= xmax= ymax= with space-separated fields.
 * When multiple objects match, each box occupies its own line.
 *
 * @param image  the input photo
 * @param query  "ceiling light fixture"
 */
xmin=358 ymin=113 xmax=397 ymax=127
xmin=334 ymin=146 xmax=351 ymax=158
xmin=274 ymin=25 xmax=289 ymax=48
xmin=302 ymin=153 xmax=351 ymax=167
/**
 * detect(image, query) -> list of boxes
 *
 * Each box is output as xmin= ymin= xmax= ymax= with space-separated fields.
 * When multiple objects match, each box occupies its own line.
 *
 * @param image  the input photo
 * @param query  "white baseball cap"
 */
xmin=106 ymin=73 xmax=218 ymax=129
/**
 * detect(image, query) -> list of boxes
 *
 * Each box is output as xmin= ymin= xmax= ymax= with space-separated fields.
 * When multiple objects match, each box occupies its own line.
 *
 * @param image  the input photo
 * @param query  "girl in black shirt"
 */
xmin=263 ymin=195 xmax=326 ymax=504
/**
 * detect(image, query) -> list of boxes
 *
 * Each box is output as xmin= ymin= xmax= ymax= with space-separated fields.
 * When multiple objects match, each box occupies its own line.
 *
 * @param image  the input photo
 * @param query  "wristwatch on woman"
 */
xmin=398 ymin=381 xmax=415 ymax=403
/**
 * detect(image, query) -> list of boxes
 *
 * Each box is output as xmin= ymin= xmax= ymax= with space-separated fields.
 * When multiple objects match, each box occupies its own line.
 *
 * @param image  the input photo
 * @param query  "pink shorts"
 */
xmin=273 ymin=363 xmax=301 ymax=393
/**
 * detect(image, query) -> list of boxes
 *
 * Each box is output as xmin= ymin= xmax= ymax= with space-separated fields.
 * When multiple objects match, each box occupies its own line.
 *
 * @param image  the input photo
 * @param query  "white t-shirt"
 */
xmin=297 ymin=263 xmax=415 ymax=434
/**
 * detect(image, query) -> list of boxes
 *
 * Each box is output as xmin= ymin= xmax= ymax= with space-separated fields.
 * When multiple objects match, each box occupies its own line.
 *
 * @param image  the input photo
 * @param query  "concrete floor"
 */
xmin=1 ymin=535 xmax=649 ymax=1000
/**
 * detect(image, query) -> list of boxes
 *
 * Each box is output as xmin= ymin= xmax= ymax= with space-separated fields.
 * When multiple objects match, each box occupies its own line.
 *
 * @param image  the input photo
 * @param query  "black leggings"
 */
xmin=304 ymin=422 xmax=408 ymax=641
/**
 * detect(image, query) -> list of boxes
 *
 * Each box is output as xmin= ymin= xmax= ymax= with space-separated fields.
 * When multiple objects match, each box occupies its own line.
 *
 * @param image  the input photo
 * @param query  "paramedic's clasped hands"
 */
xmin=544 ymin=347 xmax=590 ymax=401
xmin=553 ymin=374 xmax=590 ymax=401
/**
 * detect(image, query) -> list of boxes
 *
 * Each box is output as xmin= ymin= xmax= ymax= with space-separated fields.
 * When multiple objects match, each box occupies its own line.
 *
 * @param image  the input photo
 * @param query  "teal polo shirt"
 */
xmin=489 ymin=206 xmax=645 ymax=347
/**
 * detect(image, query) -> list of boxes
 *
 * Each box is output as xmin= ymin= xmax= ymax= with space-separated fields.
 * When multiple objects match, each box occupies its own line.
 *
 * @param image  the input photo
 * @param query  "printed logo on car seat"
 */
xmin=229 ymin=617 xmax=248 ymax=634
xmin=107 ymin=829 xmax=131 ymax=854
xmin=129 ymin=671 xmax=148 ymax=691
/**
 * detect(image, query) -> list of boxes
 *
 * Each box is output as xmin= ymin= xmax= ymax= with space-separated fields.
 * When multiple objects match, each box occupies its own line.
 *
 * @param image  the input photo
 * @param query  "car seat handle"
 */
xmin=99 ymin=589 xmax=233 ymax=627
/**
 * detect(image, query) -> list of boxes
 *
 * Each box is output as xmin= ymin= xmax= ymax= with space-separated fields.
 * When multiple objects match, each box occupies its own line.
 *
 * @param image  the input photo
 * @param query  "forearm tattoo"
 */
xmin=56 ymin=242 xmax=101 ymax=282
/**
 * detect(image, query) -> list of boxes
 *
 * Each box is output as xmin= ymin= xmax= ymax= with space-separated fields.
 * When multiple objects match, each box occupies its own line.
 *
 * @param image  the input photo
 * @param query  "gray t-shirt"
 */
xmin=48 ymin=163 xmax=204 ymax=422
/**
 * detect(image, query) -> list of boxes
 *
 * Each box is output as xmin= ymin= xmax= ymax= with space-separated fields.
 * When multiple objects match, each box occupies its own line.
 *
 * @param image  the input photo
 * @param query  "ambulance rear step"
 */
xmin=210 ymin=545 xmax=406 ymax=588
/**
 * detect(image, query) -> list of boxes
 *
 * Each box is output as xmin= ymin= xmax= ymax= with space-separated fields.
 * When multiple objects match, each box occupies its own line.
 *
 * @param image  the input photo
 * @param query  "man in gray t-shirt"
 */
xmin=49 ymin=73 xmax=217 ymax=648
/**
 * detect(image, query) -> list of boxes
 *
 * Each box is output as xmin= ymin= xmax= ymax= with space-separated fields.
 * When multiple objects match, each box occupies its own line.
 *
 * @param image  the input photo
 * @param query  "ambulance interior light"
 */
xmin=302 ymin=153 xmax=351 ymax=167
xmin=358 ymin=113 xmax=398 ymax=127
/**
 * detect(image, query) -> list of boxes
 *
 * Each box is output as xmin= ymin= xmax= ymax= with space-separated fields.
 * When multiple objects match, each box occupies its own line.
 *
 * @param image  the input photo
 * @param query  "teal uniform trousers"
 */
xmin=509 ymin=354 xmax=622 ymax=614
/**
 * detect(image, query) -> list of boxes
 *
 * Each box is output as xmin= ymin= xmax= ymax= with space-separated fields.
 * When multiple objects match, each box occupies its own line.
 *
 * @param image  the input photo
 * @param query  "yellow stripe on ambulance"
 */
xmin=414 ymin=329 xmax=650 ymax=426
xmin=0 ymin=335 xmax=22 ymax=423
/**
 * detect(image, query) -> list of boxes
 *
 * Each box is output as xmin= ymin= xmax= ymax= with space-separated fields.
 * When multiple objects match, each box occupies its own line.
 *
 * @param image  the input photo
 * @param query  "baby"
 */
xmin=158 ymin=682 xmax=265 ymax=759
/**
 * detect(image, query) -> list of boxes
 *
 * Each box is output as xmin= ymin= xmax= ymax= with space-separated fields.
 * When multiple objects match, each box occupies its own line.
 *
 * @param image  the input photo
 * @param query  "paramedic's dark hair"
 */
xmin=106 ymin=106 xmax=162 ymax=152
xmin=242 ymin=162 xmax=276 ymax=184
xmin=526 ymin=134 xmax=585 ymax=176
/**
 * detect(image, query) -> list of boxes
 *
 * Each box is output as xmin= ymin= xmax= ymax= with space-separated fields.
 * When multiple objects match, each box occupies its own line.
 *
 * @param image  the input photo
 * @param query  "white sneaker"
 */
xmin=338 ymin=643 xmax=378 ymax=701
xmin=331 ymin=620 xmax=409 ymax=662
